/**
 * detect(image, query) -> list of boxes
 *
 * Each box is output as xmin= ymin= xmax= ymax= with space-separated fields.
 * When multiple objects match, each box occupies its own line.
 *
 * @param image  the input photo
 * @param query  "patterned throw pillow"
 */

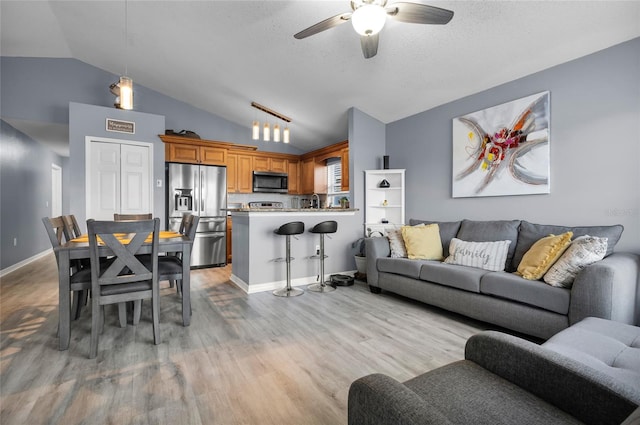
xmin=444 ymin=238 xmax=511 ymax=271
xmin=516 ymin=232 xmax=573 ymax=280
xmin=543 ymin=235 xmax=608 ymax=287
xmin=386 ymin=228 xmax=408 ymax=258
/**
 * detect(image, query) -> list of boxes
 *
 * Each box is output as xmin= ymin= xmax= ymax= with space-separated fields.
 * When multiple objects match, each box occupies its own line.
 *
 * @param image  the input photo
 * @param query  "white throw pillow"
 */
xmin=444 ymin=238 xmax=511 ymax=271
xmin=543 ymin=235 xmax=608 ymax=288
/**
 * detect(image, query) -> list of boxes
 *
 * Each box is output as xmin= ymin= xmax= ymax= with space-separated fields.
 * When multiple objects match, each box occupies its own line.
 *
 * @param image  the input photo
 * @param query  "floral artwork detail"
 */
xmin=452 ymin=92 xmax=550 ymax=198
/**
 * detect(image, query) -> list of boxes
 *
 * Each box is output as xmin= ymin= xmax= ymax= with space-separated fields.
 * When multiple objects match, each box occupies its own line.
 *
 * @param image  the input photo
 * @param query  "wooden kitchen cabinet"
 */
xmin=226 ymin=152 xmax=253 ymax=193
xmin=288 ymin=160 xmax=300 ymax=194
xmin=270 ymin=157 xmax=288 ymax=173
xmin=253 ymin=156 xmax=270 ymax=171
xmin=300 ymin=157 xmax=315 ymax=194
xmin=340 ymin=146 xmax=349 ymax=191
xmin=165 ymin=142 xmax=226 ymax=165
xmin=237 ymin=154 xmax=253 ymax=193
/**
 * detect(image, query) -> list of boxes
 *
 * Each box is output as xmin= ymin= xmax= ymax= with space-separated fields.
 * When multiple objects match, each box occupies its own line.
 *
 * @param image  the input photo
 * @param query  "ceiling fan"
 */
xmin=294 ymin=0 xmax=454 ymax=59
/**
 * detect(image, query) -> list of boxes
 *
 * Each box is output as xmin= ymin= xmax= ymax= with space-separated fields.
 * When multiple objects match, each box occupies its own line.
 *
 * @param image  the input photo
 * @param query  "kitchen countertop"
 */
xmin=226 ymin=208 xmax=359 ymax=213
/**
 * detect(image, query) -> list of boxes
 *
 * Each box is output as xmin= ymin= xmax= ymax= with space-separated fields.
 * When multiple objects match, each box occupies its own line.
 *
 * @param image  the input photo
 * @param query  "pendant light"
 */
xmin=110 ymin=0 xmax=133 ymax=110
xmin=250 ymin=102 xmax=292 ymax=144
xmin=273 ymin=122 xmax=281 ymax=142
xmin=263 ymin=119 xmax=271 ymax=142
xmin=283 ymin=125 xmax=290 ymax=144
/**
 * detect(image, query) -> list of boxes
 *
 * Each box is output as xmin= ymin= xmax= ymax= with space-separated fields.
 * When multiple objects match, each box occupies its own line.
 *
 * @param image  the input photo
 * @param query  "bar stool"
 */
xmin=273 ymin=221 xmax=305 ymax=297
xmin=308 ymin=220 xmax=337 ymax=293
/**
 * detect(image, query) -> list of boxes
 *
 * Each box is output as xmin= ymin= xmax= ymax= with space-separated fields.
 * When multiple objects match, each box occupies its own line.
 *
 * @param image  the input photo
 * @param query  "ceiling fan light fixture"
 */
xmin=351 ymin=4 xmax=386 ymax=36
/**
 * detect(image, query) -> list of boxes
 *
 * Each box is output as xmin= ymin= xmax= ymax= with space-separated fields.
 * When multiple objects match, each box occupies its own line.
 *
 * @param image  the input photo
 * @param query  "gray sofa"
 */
xmin=348 ymin=317 xmax=640 ymax=425
xmin=365 ymin=219 xmax=640 ymax=339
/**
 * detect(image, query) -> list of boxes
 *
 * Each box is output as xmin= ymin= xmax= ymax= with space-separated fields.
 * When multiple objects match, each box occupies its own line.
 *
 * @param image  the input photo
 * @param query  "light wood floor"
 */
xmin=1 ymin=254 xmax=492 ymax=425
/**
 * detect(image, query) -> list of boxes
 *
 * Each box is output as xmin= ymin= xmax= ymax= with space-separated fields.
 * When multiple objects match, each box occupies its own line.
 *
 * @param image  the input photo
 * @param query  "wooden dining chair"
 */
xmin=62 ymin=214 xmax=83 ymax=239
xmin=113 ymin=213 xmax=153 ymax=221
xmin=87 ymin=218 xmax=161 ymax=359
xmin=61 ymin=214 xmax=92 ymax=317
xmin=140 ymin=213 xmax=199 ymax=296
xmin=42 ymin=216 xmax=92 ymax=322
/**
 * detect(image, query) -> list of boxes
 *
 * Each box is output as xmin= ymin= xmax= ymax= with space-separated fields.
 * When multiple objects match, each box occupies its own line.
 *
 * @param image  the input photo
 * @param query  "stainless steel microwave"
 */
xmin=252 ymin=171 xmax=288 ymax=193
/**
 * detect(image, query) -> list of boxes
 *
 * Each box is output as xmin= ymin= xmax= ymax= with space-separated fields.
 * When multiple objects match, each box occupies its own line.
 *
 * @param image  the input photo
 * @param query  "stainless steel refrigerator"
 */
xmin=166 ymin=162 xmax=227 ymax=267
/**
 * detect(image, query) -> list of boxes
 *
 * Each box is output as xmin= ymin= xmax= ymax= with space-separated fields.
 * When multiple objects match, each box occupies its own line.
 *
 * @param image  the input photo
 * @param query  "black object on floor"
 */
xmin=330 ymin=274 xmax=354 ymax=286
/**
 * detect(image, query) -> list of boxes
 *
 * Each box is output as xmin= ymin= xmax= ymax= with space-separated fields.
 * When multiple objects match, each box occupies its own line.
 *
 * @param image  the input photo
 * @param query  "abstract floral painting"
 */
xmin=452 ymin=91 xmax=550 ymax=198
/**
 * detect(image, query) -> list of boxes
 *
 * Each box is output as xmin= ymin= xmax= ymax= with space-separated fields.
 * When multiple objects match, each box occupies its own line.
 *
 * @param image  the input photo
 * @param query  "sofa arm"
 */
xmin=465 ymin=331 xmax=639 ymax=425
xmin=365 ymin=237 xmax=390 ymax=287
xmin=348 ymin=373 xmax=453 ymax=425
xmin=569 ymin=252 xmax=640 ymax=326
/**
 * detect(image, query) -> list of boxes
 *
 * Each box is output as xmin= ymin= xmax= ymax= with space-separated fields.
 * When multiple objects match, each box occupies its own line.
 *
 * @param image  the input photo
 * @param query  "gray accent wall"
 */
xmin=0 ymin=120 xmax=66 ymax=269
xmin=386 ymin=37 xmax=640 ymax=253
xmin=0 ymin=57 xmax=303 ymax=155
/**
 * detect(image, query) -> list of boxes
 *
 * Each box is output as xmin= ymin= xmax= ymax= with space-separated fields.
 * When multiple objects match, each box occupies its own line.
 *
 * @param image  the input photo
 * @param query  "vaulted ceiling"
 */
xmin=2 ymin=1 xmax=639 ymax=154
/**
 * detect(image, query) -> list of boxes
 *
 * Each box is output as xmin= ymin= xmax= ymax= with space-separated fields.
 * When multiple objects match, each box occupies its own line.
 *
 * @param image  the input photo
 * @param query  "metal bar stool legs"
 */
xmin=273 ymin=221 xmax=305 ymax=297
xmin=308 ymin=220 xmax=337 ymax=293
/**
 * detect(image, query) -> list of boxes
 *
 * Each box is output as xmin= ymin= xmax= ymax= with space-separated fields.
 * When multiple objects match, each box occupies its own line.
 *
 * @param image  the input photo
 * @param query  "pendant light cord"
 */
xmin=124 ymin=0 xmax=128 ymax=76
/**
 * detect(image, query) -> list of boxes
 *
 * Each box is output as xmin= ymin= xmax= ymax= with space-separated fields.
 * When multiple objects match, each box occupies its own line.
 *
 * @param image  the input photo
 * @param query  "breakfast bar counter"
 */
xmin=227 ymin=208 xmax=360 ymax=293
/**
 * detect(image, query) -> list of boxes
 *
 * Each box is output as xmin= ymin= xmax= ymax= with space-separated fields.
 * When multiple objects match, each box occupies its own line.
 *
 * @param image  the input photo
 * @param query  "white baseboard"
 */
xmin=230 ymin=270 xmax=357 ymax=294
xmin=0 ymin=249 xmax=52 ymax=279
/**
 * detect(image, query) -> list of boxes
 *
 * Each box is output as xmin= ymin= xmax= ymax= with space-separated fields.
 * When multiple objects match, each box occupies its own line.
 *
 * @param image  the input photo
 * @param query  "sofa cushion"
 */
xmin=516 ymin=232 xmax=573 ymax=280
xmin=480 ymin=272 xmax=571 ymax=315
xmin=377 ymin=257 xmax=430 ymax=279
xmin=403 ymin=361 xmax=583 ymax=425
xmin=542 ymin=317 xmax=640 ymax=396
xmin=419 ymin=261 xmax=489 ymax=293
xmin=513 ymin=221 xmax=624 ymax=270
xmin=402 ymin=224 xmax=443 ymax=260
xmin=444 ymin=238 xmax=512 ymax=272
xmin=409 ymin=219 xmax=461 ymax=257
xmin=543 ymin=235 xmax=608 ymax=287
xmin=456 ymin=219 xmax=520 ymax=272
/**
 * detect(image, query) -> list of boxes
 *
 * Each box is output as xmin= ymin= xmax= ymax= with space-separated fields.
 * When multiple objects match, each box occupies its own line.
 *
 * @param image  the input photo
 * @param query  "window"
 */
xmin=327 ymin=158 xmax=348 ymax=207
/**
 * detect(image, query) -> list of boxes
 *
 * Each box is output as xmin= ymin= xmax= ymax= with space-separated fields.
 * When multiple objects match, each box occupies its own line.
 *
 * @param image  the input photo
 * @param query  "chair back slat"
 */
xmin=87 ymin=218 xmax=159 ymax=288
xmin=62 ymin=215 xmax=83 ymax=238
xmin=114 ymin=213 xmax=153 ymax=221
xmin=182 ymin=214 xmax=200 ymax=240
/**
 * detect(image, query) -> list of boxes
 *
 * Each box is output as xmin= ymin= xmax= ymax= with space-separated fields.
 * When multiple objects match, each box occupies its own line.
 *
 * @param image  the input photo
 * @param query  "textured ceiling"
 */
xmin=2 ymin=0 xmax=639 ymax=154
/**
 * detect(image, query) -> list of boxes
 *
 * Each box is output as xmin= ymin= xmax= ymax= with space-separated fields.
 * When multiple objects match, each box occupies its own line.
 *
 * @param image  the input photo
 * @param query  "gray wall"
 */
xmin=386 ymin=37 xmax=640 ymax=253
xmin=0 ymin=120 xmax=66 ymax=269
xmin=68 ymin=102 xmax=166 ymax=228
xmin=0 ymin=57 xmax=303 ymax=155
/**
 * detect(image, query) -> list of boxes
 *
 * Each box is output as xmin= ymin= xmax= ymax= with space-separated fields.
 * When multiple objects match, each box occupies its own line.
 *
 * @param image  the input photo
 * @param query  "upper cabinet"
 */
xmin=161 ymin=135 xmax=348 ymax=195
xmin=299 ymin=140 xmax=349 ymax=195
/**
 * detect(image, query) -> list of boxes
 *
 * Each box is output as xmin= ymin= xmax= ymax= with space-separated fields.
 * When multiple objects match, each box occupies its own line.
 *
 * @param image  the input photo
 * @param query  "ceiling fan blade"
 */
xmin=294 ymin=12 xmax=352 ymax=39
xmin=360 ymin=34 xmax=379 ymax=59
xmin=386 ymin=2 xmax=454 ymax=25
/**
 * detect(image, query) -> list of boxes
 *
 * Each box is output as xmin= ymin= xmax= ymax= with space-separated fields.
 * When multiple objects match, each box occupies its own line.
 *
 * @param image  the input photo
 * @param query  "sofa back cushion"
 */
xmin=455 ymin=220 xmax=521 ymax=272
xmin=513 ymin=221 xmax=624 ymax=271
xmin=409 ymin=219 xmax=461 ymax=257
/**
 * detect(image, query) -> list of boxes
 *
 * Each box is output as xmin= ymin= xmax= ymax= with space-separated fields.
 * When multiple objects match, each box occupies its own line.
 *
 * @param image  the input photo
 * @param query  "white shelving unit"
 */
xmin=364 ymin=169 xmax=405 ymax=235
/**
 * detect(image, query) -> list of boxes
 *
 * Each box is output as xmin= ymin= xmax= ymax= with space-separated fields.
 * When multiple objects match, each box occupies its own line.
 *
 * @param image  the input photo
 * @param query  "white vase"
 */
xmin=355 ymin=256 xmax=367 ymax=274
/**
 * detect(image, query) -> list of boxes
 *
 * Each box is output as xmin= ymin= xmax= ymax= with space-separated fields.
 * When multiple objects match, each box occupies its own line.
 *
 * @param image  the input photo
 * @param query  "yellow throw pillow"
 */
xmin=401 ymin=223 xmax=443 ymax=260
xmin=517 ymin=232 xmax=573 ymax=280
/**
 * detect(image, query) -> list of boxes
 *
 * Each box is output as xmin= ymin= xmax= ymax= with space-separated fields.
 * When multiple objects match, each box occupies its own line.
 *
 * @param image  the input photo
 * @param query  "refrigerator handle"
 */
xmin=201 ymin=169 xmax=205 ymax=211
xmin=194 ymin=170 xmax=199 ymax=214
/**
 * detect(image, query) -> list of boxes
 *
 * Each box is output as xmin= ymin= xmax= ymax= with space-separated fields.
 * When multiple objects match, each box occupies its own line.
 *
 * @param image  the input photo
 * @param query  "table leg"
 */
xmin=182 ymin=243 xmax=191 ymax=326
xmin=58 ymin=250 xmax=71 ymax=350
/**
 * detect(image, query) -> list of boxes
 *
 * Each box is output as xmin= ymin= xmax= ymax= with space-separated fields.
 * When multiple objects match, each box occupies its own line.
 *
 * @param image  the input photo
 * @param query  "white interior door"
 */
xmin=51 ymin=164 xmax=62 ymax=217
xmin=86 ymin=138 xmax=152 ymax=220
xmin=120 ymin=144 xmax=150 ymax=214
xmin=88 ymin=141 xmax=121 ymax=220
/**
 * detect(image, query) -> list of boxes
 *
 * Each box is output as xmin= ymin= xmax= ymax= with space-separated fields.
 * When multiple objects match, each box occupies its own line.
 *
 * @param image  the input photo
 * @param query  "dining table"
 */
xmin=54 ymin=231 xmax=193 ymax=351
